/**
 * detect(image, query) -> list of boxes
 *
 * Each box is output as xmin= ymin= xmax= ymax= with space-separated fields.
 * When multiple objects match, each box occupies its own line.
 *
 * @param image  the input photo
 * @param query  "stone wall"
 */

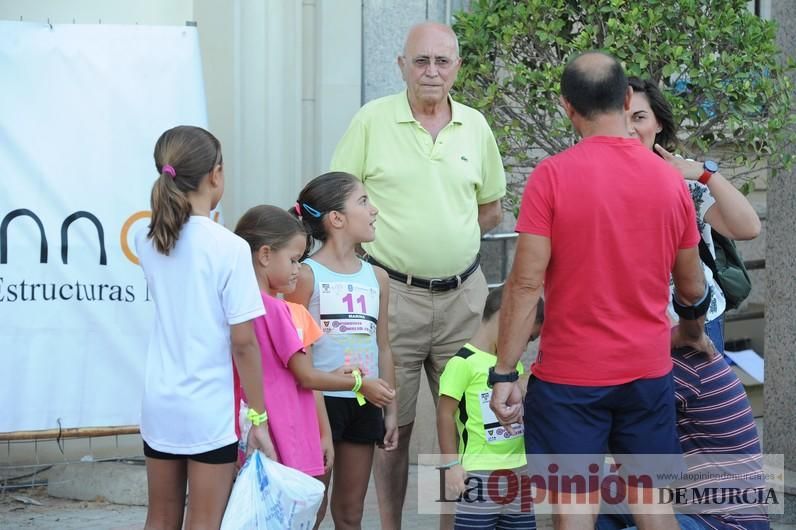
xmin=766 ymin=0 xmax=796 ymax=521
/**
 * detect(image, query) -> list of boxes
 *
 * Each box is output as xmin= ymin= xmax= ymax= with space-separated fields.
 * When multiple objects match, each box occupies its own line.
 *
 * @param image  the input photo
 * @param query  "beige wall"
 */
xmin=0 ymin=0 xmax=362 ymax=227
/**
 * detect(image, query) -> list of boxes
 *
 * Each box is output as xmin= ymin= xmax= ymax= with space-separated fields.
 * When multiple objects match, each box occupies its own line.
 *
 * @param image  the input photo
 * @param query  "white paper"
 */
xmin=724 ymin=349 xmax=765 ymax=383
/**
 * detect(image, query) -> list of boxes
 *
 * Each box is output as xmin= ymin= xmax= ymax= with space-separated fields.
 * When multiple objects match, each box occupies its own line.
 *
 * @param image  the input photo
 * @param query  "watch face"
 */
xmin=704 ymin=160 xmax=719 ymax=173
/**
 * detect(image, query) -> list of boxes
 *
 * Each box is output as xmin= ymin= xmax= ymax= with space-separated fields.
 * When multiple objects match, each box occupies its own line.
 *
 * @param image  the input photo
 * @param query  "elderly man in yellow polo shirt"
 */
xmin=330 ymin=21 xmax=506 ymax=529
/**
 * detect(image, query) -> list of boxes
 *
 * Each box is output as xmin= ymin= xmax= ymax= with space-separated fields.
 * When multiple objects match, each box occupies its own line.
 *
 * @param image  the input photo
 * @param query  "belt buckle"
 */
xmin=428 ymin=278 xmax=444 ymax=292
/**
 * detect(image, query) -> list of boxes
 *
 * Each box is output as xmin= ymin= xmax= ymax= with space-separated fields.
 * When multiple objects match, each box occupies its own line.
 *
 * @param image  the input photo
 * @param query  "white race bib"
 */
xmin=318 ymin=281 xmax=378 ymax=335
xmin=479 ymin=389 xmax=524 ymax=443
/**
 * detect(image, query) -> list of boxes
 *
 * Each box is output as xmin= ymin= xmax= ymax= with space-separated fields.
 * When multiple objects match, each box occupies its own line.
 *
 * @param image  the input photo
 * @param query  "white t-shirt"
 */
xmin=135 ymin=216 xmax=264 ymax=454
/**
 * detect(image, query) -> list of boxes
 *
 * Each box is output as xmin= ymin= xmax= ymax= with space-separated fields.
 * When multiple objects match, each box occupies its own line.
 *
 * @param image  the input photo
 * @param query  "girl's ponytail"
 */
xmin=149 ymin=169 xmax=193 ymax=254
xmin=289 ymin=202 xmax=319 ymax=260
xmin=148 ymin=126 xmax=222 ymax=255
xmin=293 ymin=172 xmax=360 ymax=253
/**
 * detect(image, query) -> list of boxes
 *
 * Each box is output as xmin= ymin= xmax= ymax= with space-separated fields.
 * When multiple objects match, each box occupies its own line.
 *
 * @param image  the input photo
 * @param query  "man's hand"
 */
xmin=671 ymin=325 xmax=717 ymax=360
xmin=489 ymin=381 xmax=523 ymax=432
xmin=247 ymin=423 xmax=278 ymax=461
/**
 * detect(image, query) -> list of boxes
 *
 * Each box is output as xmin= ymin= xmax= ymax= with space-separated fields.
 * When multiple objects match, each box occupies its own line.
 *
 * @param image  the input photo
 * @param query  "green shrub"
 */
xmin=454 ymin=0 xmax=795 ymax=211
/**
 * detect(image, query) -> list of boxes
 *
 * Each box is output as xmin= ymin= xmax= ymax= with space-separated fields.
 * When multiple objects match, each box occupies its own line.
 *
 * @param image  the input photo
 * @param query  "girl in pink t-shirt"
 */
xmin=233 ymin=205 xmax=388 ymax=520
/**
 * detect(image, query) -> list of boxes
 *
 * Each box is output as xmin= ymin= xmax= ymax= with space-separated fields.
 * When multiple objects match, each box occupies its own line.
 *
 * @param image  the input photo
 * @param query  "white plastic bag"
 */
xmin=221 ymin=450 xmax=325 ymax=530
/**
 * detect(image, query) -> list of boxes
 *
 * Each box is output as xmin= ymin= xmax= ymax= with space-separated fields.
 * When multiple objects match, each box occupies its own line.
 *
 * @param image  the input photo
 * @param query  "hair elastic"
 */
xmin=294 ymin=202 xmax=303 ymax=220
xmin=301 ymin=202 xmax=322 ymax=218
xmin=162 ymin=164 xmax=176 ymax=179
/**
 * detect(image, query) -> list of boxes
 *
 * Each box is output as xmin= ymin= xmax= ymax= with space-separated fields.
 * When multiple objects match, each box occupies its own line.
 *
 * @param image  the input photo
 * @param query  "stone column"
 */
xmin=361 ymin=0 xmax=471 ymax=102
xmin=766 ymin=0 xmax=796 ymax=522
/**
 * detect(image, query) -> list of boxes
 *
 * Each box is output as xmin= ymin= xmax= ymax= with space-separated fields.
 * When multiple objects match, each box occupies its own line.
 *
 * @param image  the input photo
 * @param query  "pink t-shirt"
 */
xmin=236 ymin=292 xmax=324 ymax=476
xmin=516 ymin=136 xmax=699 ymax=386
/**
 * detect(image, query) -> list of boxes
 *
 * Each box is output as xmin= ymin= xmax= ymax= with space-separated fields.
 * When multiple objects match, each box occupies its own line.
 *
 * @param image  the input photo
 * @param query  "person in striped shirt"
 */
xmin=670 ymin=347 xmax=769 ymax=529
xmin=598 ymin=347 xmax=769 ymax=530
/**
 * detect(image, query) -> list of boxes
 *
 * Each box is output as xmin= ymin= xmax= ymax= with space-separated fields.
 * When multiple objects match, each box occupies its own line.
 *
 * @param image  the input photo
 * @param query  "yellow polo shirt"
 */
xmin=330 ymin=91 xmax=506 ymax=278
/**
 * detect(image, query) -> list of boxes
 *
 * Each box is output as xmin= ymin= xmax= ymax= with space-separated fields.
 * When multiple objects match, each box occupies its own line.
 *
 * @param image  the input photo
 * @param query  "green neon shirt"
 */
xmin=439 ymin=343 xmax=525 ymax=471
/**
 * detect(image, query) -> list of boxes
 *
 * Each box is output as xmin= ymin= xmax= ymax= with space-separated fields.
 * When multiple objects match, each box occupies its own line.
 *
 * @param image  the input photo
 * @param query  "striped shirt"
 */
xmin=673 ymin=348 xmax=770 ymax=530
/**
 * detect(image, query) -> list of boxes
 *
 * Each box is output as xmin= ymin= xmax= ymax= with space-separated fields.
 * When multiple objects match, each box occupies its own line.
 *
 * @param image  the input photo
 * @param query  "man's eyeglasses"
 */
xmin=408 ymin=56 xmax=457 ymax=69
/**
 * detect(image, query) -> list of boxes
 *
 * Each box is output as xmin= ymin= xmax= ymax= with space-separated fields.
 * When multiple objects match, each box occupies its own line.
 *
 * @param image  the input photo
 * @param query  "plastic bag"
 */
xmin=221 ymin=450 xmax=325 ymax=530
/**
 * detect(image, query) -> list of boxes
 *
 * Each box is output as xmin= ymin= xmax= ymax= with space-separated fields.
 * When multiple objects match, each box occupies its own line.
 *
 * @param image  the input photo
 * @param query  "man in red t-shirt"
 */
xmin=488 ymin=52 xmax=715 ymax=530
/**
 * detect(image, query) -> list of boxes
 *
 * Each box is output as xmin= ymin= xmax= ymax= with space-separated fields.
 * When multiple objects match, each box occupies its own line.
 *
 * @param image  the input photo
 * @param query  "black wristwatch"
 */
xmin=487 ymin=366 xmax=519 ymax=388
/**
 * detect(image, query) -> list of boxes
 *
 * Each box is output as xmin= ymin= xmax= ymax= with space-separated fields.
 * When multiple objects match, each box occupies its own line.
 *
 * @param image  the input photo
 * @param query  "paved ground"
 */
xmin=1 ymin=466 xmax=793 ymax=529
xmin=0 ymin=465 xmax=554 ymax=530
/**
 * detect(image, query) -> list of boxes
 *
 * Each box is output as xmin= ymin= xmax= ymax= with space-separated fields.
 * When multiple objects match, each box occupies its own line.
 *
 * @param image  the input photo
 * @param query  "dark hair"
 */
xmin=148 ymin=125 xmax=222 ymax=254
xmin=627 ymin=77 xmax=678 ymax=153
xmin=234 ymin=205 xmax=306 ymax=257
xmin=561 ymin=51 xmax=628 ymax=119
xmin=482 ymin=285 xmax=545 ymax=325
xmin=291 ymin=172 xmax=361 ymax=247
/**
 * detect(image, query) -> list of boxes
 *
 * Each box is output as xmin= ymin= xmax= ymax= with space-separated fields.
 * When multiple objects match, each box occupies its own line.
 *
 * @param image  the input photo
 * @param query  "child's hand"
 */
xmin=445 ymin=464 xmax=466 ymax=498
xmin=320 ymin=431 xmax=334 ymax=473
xmin=332 ymin=364 xmax=358 ymax=376
xmin=360 ymin=378 xmax=395 ymax=407
xmin=381 ymin=411 xmax=399 ymax=451
xmin=248 ymin=423 xmax=278 ymax=461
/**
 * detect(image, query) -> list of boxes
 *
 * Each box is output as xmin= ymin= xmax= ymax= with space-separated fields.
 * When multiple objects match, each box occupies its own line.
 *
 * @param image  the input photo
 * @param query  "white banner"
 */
xmin=0 ymin=21 xmax=209 ymax=432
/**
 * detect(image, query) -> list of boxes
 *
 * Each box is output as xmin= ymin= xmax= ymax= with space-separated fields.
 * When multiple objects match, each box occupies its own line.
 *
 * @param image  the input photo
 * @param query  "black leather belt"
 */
xmin=365 ymin=254 xmax=480 ymax=292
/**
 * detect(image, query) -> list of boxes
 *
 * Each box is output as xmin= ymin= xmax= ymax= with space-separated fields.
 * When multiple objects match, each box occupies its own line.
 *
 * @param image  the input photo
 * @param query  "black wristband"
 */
xmin=487 ymin=366 xmax=519 ymax=388
xmin=672 ymin=285 xmax=712 ymax=320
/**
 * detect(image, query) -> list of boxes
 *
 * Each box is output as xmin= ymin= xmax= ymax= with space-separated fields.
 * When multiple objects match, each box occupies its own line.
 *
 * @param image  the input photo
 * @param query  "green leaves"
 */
xmin=453 ymin=0 xmax=795 ymax=203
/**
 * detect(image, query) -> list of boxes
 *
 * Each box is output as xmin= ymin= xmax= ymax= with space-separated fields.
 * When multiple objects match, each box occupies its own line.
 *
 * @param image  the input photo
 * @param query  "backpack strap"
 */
xmin=698 ymin=235 xmax=718 ymax=280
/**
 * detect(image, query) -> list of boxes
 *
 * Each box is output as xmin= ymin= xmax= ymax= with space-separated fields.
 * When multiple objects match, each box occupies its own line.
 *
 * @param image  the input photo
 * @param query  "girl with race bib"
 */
xmin=286 ymin=172 xmax=398 ymax=530
xmin=135 ymin=126 xmax=275 ymax=530
xmin=233 ymin=204 xmax=395 ymax=528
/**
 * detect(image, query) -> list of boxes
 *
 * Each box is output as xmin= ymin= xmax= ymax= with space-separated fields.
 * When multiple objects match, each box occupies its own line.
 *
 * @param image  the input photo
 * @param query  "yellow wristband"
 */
xmin=246 ymin=408 xmax=268 ymax=426
xmin=352 ymin=369 xmax=366 ymax=406
xmin=352 ymin=369 xmax=362 ymax=392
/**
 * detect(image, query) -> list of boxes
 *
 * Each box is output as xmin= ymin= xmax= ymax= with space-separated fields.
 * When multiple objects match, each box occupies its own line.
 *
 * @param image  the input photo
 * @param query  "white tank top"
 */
xmin=305 ymin=258 xmax=380 ymax=398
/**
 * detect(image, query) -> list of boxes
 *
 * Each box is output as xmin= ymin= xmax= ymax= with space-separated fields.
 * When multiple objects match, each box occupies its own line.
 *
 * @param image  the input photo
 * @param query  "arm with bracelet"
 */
xmin=671 ymin=246 xmax=716 ymax=357
xmin=437 ymin=395 xmax=466 ymax=498
xmin=654 ymin=149 xmax=761 ymax=241
xmin=437 ymin=371 xmax=467 ymax=498
xmin=285 ymin=342 xmax=394 ymax=403
xmin=231 ymin=320 xmax=277 ymax=459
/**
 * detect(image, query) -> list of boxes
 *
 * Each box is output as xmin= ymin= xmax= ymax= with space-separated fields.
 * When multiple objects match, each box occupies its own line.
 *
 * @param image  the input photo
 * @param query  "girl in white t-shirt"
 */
xmin=135 ymin=125 xmax=275 ymax=529
xmin=286 ymin=172 xmax=398 ymax=529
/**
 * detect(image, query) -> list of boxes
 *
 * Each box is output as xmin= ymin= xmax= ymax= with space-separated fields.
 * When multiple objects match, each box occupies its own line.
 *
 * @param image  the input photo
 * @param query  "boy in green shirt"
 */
xmin=437 ymin=286 xmax=543 ymax=529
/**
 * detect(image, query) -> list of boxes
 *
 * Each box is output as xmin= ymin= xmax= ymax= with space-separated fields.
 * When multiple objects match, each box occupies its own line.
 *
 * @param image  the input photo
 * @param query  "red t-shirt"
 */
xmin=516 ymin=136 xmax=699 ymax=386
